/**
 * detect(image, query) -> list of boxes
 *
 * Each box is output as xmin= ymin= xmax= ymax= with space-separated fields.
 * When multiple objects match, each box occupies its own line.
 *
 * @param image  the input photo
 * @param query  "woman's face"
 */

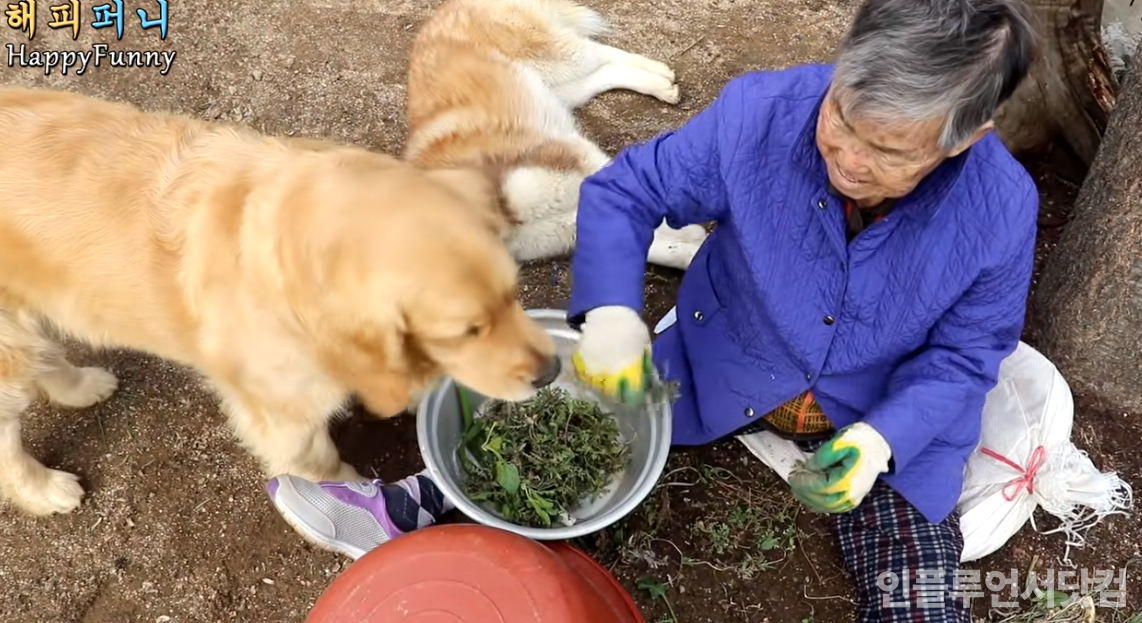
xmin=815 ymin=86 xmax=983 ymax=207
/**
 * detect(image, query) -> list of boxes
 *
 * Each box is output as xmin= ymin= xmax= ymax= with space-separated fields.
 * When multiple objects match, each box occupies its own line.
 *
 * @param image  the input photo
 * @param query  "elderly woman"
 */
xmin=569 ymin=0 xmax=1039 ymax=620
xmin=264 ymin=0 xmax=1039 ymax=620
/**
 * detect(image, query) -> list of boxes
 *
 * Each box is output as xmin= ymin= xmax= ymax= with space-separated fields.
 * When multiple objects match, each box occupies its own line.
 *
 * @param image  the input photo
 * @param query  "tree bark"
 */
xmin=1034 ymin=49 xmax=1142 ymax=415
xmin=993 ymin=0 xmax=1118 ymax=174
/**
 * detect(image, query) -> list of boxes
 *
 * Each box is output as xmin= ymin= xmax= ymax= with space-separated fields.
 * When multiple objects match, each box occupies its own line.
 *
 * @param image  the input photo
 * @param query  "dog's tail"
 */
xmin=539 ymin=0 xmax=609 ymax=38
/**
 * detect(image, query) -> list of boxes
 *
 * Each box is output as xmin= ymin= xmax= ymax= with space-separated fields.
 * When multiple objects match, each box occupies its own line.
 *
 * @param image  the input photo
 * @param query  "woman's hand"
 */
xmin=789 ymin=422 xmax=892 ymax=513
xmin=570 ymin=306 xmax=653 ymax=405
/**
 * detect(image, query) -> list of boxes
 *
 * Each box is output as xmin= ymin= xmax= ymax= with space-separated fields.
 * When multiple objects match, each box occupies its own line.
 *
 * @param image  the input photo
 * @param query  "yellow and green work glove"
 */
xmin=788 ymin=422 xmax=892 ymax=514
xmin=570 ymin=306 xmax=653 ymax=405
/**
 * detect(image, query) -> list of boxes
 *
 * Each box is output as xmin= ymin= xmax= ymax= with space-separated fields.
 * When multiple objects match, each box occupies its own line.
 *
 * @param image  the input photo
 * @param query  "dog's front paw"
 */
xmin=3 ymin=466 xmax=85 ymax=515
xmin=623 ymin=52 xmax=676 ymax=83
xmin=647 ymin=60 xmax=676 ymax=83
xmin=274 ymin=459 xmax=363 ymax=484
xmin=45 ymin=367 xmax=119 ymax=409
xmin=655 ymin=81 xmax=681 ymax=105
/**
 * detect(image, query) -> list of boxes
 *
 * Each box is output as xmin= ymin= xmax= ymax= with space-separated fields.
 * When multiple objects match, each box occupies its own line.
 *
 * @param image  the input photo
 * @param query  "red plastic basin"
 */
xmin=306 ymin=523 xmax=645 ymax=623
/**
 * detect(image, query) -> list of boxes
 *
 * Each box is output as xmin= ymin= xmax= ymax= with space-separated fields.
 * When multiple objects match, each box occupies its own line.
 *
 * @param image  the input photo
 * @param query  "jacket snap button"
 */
xmin=817 ymin=198 xmax=828 ymax=209
xmin=693 ymin=310 xmax=704 ymax=321
xmin=823 ymin=315 xmax=835 ymax=325
xmin=805 ymin=372 xmax=812 ymax=382
xmin=744 ymin=407 xmax=755 ymax=417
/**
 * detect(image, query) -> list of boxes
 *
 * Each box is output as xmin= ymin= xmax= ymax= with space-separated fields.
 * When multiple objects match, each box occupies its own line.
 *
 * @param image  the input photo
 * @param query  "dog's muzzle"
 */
xmin=532 ymin=355 xmax=562 ymax=389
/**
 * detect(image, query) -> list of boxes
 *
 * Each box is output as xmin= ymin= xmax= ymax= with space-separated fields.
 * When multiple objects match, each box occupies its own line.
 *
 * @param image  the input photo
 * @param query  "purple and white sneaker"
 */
xmin=266 ymin=469 xmax=455 ymax=559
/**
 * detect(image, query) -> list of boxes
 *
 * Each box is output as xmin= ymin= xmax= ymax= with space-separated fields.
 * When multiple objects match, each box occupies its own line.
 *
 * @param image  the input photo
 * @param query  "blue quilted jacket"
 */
xmin=567 ymin=64 xmax=1039 ymax=523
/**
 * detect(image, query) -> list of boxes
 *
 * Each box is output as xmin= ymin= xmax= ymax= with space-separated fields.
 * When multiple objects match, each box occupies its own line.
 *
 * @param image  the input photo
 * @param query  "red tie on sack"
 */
xmin=980 ymin=445 xmax=1047 ymax=502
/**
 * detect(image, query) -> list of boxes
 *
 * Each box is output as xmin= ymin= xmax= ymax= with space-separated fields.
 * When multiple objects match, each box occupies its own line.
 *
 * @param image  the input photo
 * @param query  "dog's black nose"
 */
xmin=532 ymin=355 xmax=562 ymax=389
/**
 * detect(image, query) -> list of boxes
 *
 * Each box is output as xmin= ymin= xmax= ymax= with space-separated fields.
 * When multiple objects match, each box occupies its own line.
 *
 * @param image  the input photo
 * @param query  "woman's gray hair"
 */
xmin=832 ymin=0 xmax=1039 ymax=151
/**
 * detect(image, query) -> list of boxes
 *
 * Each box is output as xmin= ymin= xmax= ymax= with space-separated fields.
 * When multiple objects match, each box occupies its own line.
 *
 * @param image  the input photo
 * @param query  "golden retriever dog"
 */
xmin=0 ymin=87 xmax=560 ymax=517
xmin=404 ymin=0 xmax=709 ymax=271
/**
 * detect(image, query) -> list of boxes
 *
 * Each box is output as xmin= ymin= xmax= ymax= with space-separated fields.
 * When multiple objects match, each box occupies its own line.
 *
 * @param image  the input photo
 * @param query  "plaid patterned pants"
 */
xmin=798 ymin=440 xmax=970 ymax=623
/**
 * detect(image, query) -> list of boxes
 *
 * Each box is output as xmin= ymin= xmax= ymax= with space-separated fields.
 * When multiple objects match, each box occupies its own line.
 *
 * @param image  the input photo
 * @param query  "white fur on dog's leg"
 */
xmin=658 ymin=223 xmax=709 ymax=245
xmin=555 ymin=63 xmax=679 ymax=106
xmin=507 ymin=213 xmax=579 ymax=262
xmin=597 ymin=44 xmax=676 ymax=82
xmin=498 ymin=161 xmax=582 ymax=262
xmin=3 ymin=464 xmax=85 ymax=515
xmin=37 ymin=365 xmax=119 ymax=409
xmin=647 ymin=232 xmax=701 ymax=271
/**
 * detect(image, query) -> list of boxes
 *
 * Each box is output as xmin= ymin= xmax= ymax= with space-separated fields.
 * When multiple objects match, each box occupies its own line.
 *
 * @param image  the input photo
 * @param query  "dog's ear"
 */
xmin=423 ymin=167 xmax=512 ymax=238
xmin=346 ymin=316 xmax=443 ymax=418
xmin=321 ymin=310 xmax=417 ymax=418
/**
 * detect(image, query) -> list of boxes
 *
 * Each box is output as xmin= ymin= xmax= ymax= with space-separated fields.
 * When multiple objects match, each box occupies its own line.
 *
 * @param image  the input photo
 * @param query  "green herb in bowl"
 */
xmin=456 ymin=385 xmax=631 ymax=529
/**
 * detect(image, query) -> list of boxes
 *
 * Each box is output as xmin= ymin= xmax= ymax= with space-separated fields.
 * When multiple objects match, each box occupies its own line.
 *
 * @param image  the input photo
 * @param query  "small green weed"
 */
xmin=637 ymin=576 xmax=678 ymax=623
xmin=689 ymin=478 xmax=802 ymax=580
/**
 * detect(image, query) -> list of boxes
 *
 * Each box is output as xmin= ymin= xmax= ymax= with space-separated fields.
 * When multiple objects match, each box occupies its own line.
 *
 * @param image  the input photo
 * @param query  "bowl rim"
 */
xmin=416 ymin=307 xmax=673 ymax=541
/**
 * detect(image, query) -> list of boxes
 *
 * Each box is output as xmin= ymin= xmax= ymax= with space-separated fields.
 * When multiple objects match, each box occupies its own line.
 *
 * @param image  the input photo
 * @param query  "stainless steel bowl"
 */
xmin=416 ymin=308 xmax=673 ymax=540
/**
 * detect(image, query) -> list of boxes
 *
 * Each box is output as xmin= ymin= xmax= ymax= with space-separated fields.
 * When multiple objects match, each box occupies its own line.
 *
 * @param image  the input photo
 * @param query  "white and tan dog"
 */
xmin=404 ymin=0 xmax=709 ymax=271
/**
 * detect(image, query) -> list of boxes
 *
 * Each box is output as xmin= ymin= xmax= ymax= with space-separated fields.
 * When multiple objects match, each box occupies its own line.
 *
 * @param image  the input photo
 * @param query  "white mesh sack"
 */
xmin=955 ymin=341 xmax=1133 ymax=564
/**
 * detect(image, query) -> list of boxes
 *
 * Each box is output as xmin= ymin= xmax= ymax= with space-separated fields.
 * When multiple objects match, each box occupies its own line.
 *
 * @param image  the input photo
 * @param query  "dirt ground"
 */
xmin=2 ymin=1 xmax=1140 ymax=622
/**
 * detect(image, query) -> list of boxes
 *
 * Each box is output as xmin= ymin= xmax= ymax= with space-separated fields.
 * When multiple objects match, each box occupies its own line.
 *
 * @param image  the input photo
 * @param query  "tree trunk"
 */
xmin=1033 ymin=49 xmax=1142 ymax=415
xmin=993 ymin=0 xmax=1118 ymax=174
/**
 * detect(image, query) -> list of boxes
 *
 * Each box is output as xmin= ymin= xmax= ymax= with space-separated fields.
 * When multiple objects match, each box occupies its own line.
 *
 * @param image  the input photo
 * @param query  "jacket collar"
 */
xmin=789 ymin=83 xmax=971 ymax=223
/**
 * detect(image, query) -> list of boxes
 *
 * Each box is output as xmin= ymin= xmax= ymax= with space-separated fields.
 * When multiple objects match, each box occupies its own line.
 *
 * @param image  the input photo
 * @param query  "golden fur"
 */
xmin=0 ymin=87 xmax=558 ymax=516
xmin=404 ymin=0 xmax=709 ymax=269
